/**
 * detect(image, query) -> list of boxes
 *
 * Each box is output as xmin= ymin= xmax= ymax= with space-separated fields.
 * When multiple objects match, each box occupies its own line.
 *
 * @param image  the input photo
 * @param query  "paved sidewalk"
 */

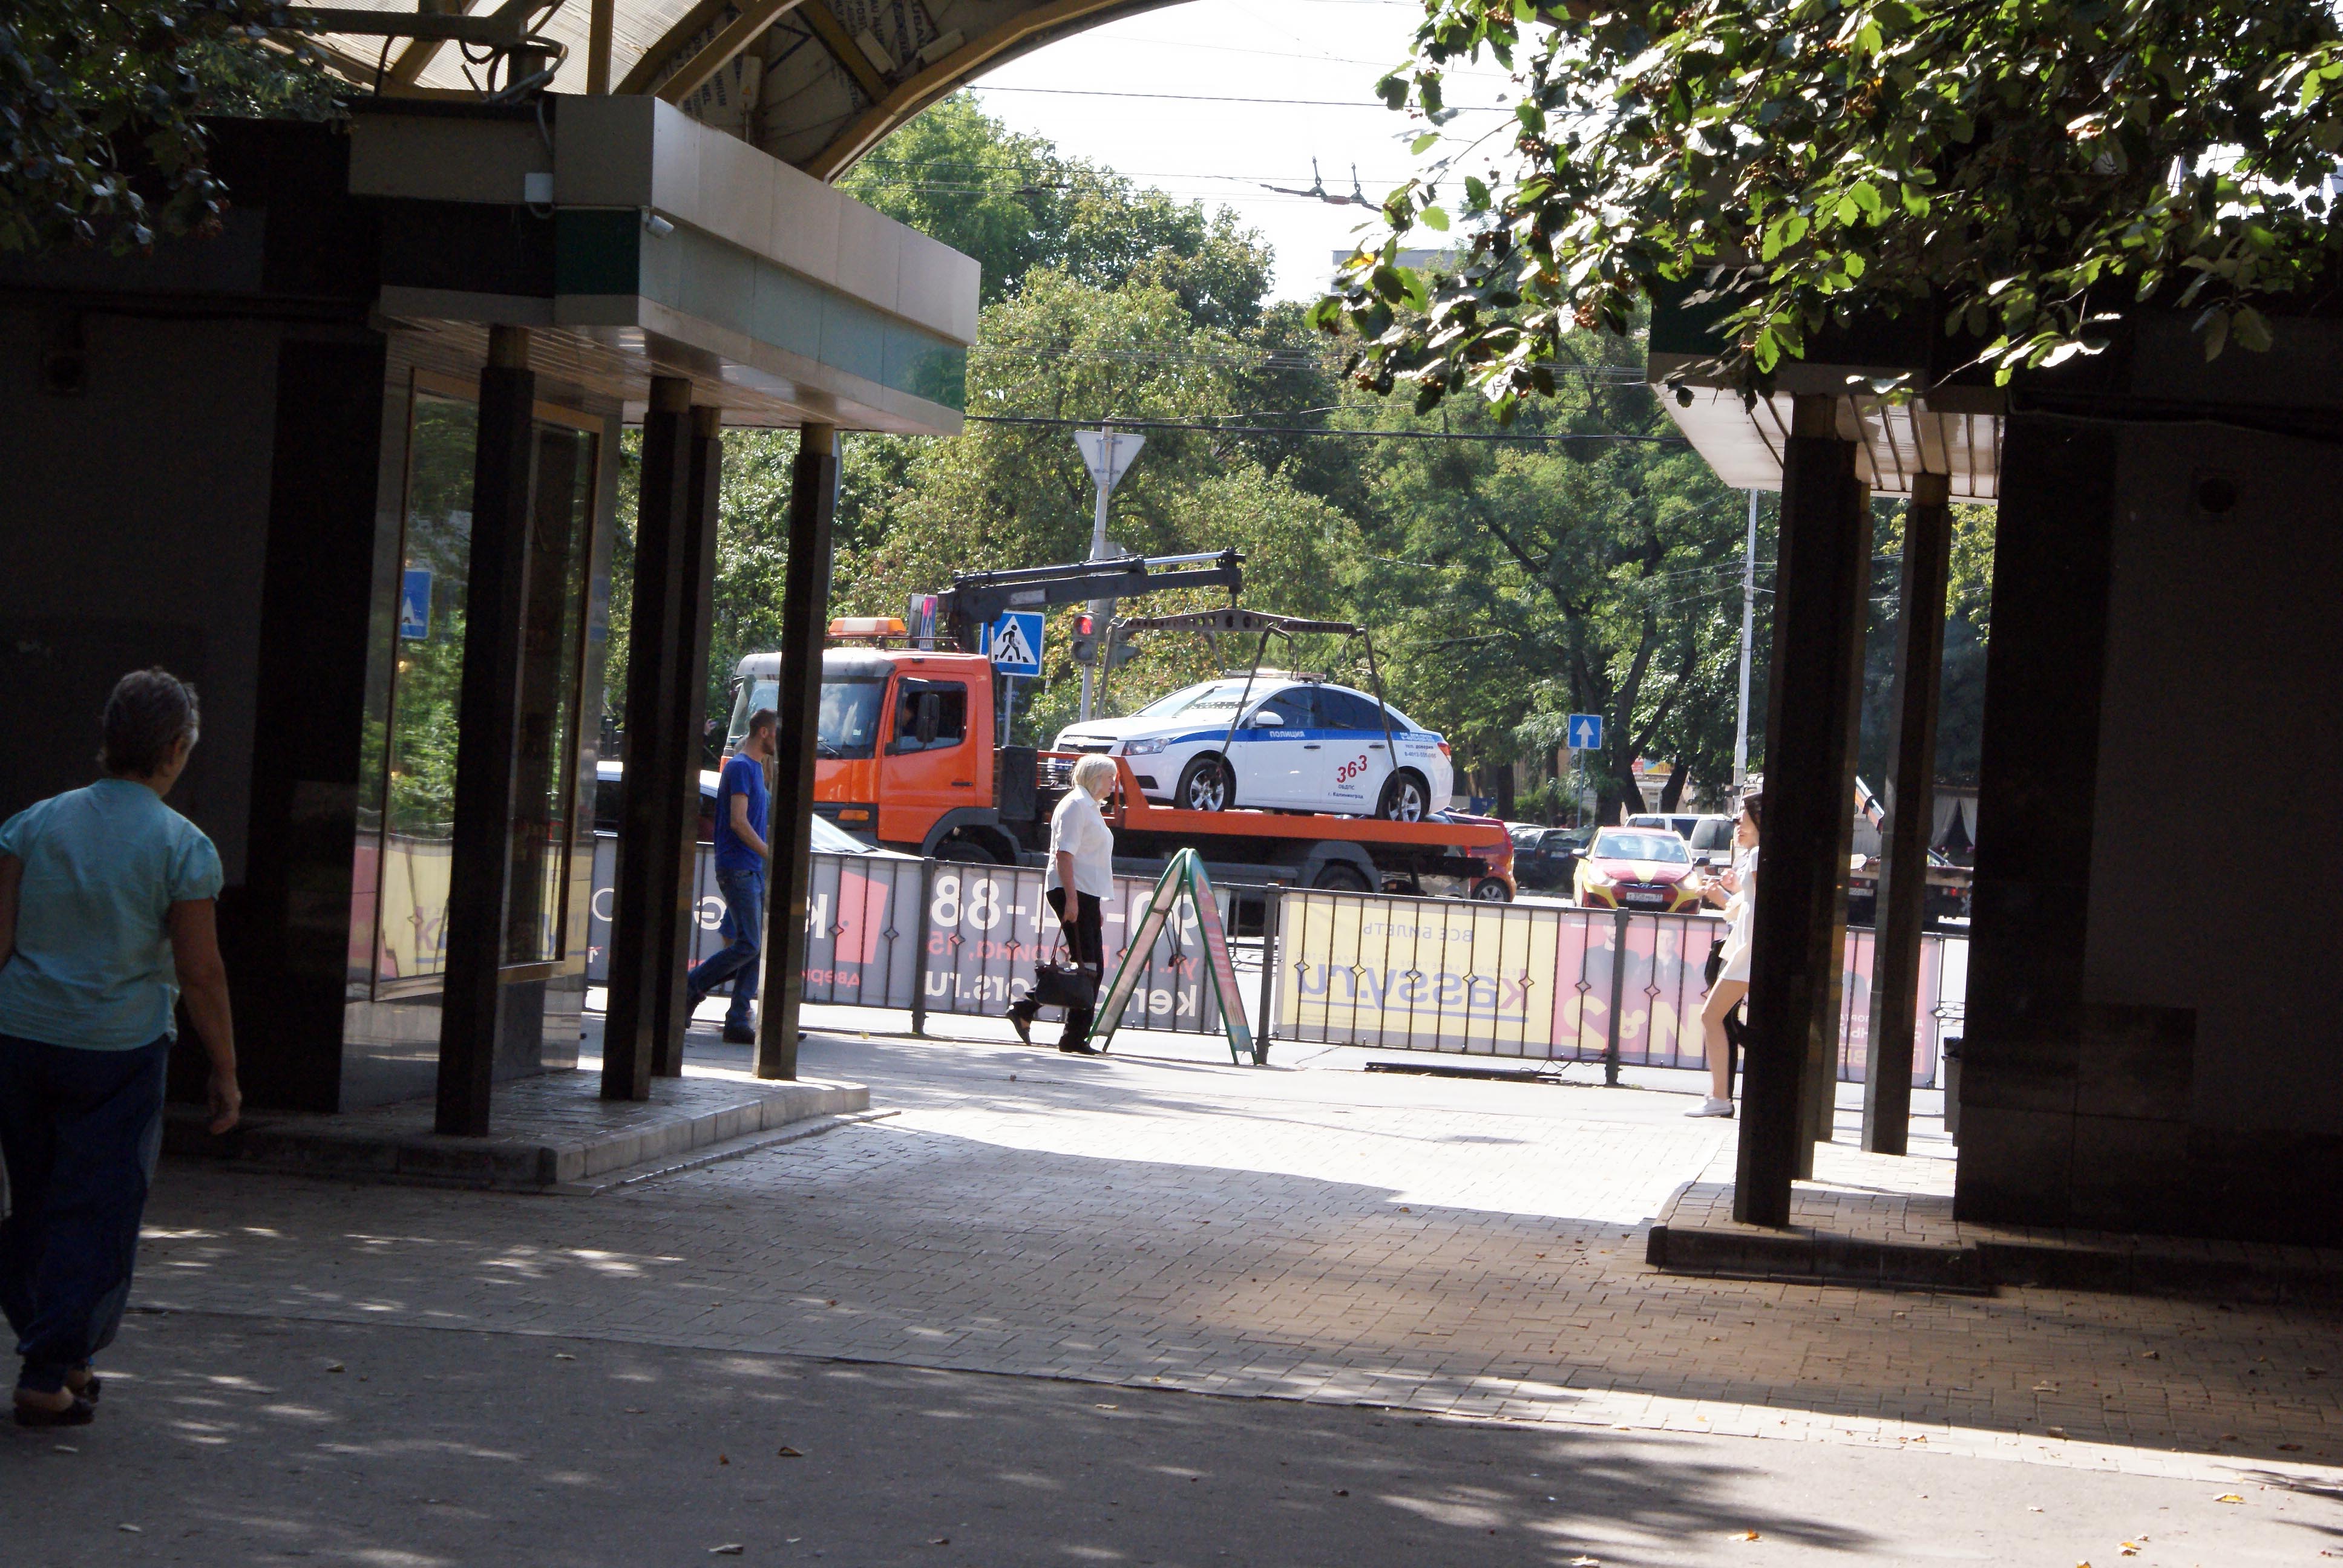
xmin=125 ymin=1025 xmax=2343 ymax=1493
xmin=10 ymin=1310 xmax=2333 ymax=1568
xmin=1653 ymin=1136 xmax=2343 ymax=1298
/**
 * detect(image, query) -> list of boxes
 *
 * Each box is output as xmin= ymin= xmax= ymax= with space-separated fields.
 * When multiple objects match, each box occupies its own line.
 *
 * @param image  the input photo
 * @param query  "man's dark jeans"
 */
xmin=687 ymin=864 xmax=765 ymax=1030
xmin=0 ymin=1033 xmax=169 ymax=1394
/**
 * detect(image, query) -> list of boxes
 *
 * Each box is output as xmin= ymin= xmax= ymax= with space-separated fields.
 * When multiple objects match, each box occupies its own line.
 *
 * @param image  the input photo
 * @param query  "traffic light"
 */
xmin=1070 ymin=612 xmax=1098 ymax=666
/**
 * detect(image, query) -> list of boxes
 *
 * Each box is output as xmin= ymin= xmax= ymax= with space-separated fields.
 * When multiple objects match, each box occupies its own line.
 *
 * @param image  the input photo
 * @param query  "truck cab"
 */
xmin=726 ymin=645 xmax=1004 ymax=859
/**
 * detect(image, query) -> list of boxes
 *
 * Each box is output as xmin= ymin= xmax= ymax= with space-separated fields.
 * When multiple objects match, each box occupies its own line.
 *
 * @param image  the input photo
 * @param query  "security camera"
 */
xmin=641 ymin=210 xmax=675 ymax=238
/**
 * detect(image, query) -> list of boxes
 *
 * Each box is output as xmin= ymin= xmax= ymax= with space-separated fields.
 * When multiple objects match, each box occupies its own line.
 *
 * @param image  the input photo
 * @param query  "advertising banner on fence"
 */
xmin=1276 ymin=890 xmax=1959 ymax=1085
xmin=586 ymin=841 xmax=1236 ymax=1036
xmin=1276 ymin=889 xmax=1562 ymax=1054
xmin=920 ymin=862 xmax=1233 ymax=1033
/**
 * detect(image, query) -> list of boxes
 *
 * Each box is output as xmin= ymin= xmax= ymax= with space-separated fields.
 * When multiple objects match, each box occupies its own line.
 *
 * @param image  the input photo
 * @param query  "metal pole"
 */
xmin=1078 ymin=428 xmax=1113 ymax=723
xmin=1604 ymin=909 xmax=1628 ymax=1086
xmin=909 ymin=857 xmax=936 ymax=1037
xmin=1734 ymin=489 xmax=1758 ymax=789
xmin=1256 ymin=884 xmax=1280 ymax=1063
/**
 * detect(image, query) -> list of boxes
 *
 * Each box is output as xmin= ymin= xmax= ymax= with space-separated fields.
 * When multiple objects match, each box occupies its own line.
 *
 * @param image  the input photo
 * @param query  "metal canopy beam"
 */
xmin=656 ymin=0 xmax=808 ymax=103
xmin=287 ymin=4 xmax=531 ymax=42
xmin=796 ymin=0 xmax=890 ymax=103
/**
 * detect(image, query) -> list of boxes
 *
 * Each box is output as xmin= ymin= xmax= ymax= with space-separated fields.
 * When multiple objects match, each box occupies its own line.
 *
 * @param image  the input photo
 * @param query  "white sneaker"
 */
xmin=1685 ymin=1096 xmax=1734 ymax=1118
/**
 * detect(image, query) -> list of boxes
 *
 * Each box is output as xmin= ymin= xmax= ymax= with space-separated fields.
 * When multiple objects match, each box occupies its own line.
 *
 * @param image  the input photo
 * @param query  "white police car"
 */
xmin=1052 ymin=676 xmax=1454 ymax=819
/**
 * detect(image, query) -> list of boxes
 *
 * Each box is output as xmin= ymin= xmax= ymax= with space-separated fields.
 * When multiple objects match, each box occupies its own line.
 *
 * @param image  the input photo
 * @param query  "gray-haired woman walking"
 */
xmin=0 ymin=669 xmax=240 ymax=1426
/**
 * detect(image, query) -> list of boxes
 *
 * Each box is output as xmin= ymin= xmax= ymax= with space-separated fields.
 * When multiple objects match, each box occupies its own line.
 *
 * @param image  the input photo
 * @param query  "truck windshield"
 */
xmin=727 ymin=676 xmax=890 ymax=759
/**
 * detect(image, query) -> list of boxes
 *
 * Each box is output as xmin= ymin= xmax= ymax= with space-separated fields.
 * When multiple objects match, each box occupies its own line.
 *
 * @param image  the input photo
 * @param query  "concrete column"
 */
xmin=755 ymin=424 xmax=840 ymax=1080
xmin=651 ymin=403 xmax=725 ymax=1077
xmin=1734 ymin=394 xmax=1871 ymax=1226
xmin=601 ymin=376 xmax=697 ymax=1100
xmin=436 ymin=325 xmax=536 ymax=1137
xmin=1862 ymin=472 xmax=1954 ymax=1154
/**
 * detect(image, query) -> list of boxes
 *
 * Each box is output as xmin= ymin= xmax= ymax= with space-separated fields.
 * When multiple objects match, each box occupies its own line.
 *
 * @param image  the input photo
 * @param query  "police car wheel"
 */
xmin=1176 ymin=756 xmax=1231 ymax=812
xmin=1378 ymin=772 xmax=1429 ymax=822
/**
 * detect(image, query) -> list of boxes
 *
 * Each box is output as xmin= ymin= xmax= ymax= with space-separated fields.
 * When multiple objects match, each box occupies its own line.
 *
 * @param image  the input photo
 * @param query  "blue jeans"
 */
xmin=0 ymin=1033 xmax=169 ymax=1394
xmin=687 ymin=864 xmax=765 ymax=1029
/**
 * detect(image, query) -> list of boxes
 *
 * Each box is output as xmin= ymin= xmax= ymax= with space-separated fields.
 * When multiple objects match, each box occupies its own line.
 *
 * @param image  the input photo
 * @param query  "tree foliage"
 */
xmin=841 ymin=93 xmax=1272 ymax=327
xmin=2 ymin=2 xmax=338 ymax=255
xmin=1317 ymin=0 xmax=2343 ymax=408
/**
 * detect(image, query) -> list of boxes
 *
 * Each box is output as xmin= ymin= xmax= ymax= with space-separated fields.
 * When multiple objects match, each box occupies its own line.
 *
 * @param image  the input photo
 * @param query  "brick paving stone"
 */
xmin=132 ymin=1028 xmax=2343 ymax=1492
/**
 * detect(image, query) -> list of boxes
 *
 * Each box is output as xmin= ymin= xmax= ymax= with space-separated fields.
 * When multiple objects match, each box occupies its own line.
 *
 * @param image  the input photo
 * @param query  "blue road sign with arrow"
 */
xmin=1568 ymin=713 xmax=1604 ymax=751
xmin=399 ymin=568 xmax=432 ymax=640
xmin=987 ymin=611 xmax=1044 ymax=676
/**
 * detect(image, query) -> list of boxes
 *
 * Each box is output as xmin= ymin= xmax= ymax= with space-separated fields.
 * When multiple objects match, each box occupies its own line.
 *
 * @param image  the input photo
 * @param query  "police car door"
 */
xmin=1317 ymin=688 xmax=1387 ymax=814
xmin=1240 ymin=686 xmax=1317 ymax=806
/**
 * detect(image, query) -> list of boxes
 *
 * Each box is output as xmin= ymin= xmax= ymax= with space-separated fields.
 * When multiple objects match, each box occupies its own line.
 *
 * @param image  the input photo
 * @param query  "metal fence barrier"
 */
xmin=583 ymin=841 xmax=1962 ymax=1082
xmin=586 ymin=838 xmax=1237 ymax=1034
xmin=1271 ymin=888 xmax=1961 ymax=1086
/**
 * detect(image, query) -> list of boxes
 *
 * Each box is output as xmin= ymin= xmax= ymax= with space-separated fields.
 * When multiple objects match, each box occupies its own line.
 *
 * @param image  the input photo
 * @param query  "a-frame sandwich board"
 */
xmin=1090 ymin=849 xmax=1258 ymax=1065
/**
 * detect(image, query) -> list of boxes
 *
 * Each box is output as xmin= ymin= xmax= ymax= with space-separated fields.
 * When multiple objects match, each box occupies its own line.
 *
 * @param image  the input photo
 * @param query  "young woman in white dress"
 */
xmin=1689 ymin=793 xmax=1760 ymax=1117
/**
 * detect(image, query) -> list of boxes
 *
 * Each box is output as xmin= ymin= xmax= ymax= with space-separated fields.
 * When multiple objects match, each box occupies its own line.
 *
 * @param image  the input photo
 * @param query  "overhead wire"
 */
xmin=963 ymin=414 xmax=1686 ymax=445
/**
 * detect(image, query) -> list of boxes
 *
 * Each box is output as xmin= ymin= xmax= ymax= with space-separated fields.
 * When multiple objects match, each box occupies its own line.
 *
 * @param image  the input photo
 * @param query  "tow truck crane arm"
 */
xmin=937 ymin=549 xmax=1242 ymax=652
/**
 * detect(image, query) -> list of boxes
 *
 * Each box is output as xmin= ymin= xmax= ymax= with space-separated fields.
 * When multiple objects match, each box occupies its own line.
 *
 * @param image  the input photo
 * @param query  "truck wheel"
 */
xmin=1377 ymin=771 xmax=1430 ymax=822
xmin=1470 ymin=877 xmax=1512 ymax=903
xmin=1311 ymin=861 xmax=1372 ymax=892
xmin=1176 ymin=755 xmax=1233 ymax=812
xmin=936 ymin=837 xmax=998 ymax=865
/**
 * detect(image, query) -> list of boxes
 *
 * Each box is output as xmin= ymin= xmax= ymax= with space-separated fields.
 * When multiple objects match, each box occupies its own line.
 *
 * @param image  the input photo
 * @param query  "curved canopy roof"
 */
xmin=305 ymin=0 xmax=1184 ymax=181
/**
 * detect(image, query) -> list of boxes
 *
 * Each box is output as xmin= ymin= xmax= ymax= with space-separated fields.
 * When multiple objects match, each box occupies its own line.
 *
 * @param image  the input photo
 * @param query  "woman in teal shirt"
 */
xmin=0 ymin=668 xmax=241 ymax=1427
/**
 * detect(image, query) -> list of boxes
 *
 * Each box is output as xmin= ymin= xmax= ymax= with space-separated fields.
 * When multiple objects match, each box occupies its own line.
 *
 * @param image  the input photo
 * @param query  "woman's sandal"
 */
xmin=13 ymin=1393 xmax=96 ymax=1428
xmin=67 ymin=1370 xmax=101 ymax=1405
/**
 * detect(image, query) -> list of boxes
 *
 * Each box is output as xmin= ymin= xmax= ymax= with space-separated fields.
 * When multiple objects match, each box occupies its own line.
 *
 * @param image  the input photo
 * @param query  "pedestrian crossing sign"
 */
xmin=987 ymin=611 xmax=1044 ymax=675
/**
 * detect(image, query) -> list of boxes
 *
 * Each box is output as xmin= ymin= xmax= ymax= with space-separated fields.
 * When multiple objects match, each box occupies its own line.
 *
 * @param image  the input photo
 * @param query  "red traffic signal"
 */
xmin=1074 ymin=613 xmax=1094 ymax=637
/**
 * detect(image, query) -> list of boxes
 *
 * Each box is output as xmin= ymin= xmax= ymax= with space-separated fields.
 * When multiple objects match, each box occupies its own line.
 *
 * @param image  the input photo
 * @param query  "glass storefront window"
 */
xmin=368 ymin=380 xmax=598 ymax=988
xmin=378 ymin=390 xmax=477 ymax=984
xmin=505 ymin=423 xmax=595 ymax=965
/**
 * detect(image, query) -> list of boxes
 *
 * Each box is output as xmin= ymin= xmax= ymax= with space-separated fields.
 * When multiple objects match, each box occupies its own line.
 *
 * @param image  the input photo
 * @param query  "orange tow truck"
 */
xmin=721 ymin=555 xmax=1516 ymax=903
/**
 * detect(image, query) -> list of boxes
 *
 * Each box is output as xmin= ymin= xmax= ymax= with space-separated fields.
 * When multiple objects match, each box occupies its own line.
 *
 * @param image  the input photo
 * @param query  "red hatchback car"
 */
xmin=1572 ymin=827 xmax=1706 ymax=913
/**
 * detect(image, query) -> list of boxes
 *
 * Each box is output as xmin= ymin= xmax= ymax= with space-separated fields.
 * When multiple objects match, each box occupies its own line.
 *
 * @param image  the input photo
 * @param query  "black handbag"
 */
xmin=1029 ymin=960 xmax=1098 ymax=1010
xmin=1703 ymin=936 xmax=1727 ymax=988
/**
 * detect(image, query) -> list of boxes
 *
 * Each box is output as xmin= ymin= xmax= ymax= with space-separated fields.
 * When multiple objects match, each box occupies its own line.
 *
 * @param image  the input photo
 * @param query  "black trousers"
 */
xmin=1035 ymin=887 xmax=1103 ymax=1047
xmin=0 ymin=1034 xmax=169 ymax=1394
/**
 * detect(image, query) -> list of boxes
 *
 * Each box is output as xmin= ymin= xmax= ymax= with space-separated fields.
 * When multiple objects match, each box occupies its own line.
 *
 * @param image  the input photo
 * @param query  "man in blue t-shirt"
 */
xmin=686 ymin=708 xmax=775 ymax=1043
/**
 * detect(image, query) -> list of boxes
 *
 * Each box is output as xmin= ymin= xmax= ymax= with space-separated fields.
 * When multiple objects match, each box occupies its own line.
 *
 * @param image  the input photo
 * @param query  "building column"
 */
xmin=436 ymin=325 xmax=536 ymax=1137
xmin=1862 ymin=472 xmax=1954 ymax=1154
xmin=650 ymin=403 xmax=725 ymax=1077
xmin=1734 ymin=394 xmax=1872 ymax=1226
xmin=601 ymin=376 xmax=699 ymax=1100
xmin=1951 ymin=416 xmax=2117 ymax=1227
xmin=755 ymin=423 xmax=840 ymax=1080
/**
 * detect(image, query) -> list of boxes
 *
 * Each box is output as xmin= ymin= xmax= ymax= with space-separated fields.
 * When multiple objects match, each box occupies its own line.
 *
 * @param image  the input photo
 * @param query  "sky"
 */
xmin=959 ymin=0 xmax=1520 ymax=303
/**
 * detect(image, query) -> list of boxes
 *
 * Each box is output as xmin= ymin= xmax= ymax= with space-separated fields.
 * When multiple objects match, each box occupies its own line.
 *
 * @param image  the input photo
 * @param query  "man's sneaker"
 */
xmin=721 ymin=1024 xmax=756 ymax=1045
xmin=1686 ymin=1096 xmax=1734 ymax=1118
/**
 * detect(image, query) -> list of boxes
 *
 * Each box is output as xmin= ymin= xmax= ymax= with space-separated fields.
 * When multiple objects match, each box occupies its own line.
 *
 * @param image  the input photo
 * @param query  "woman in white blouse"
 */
xmin=1690 ymin=792 xmax=1760 ymax=1117
xmin=1009 ymin=753 xmax=1118 ymax=1054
